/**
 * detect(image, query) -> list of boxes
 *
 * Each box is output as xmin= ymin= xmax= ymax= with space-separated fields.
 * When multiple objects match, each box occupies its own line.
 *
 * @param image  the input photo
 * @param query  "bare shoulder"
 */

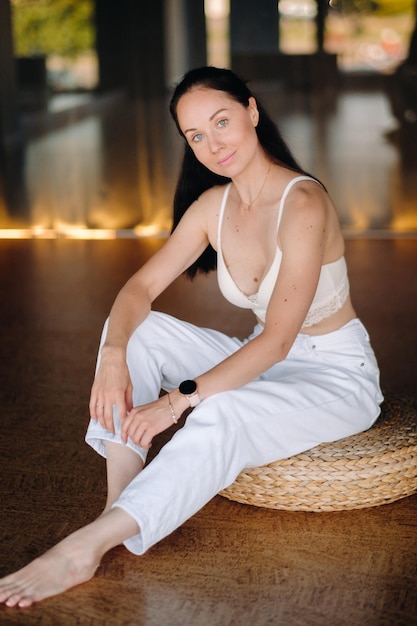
xmin=180 ymin=184 xmax=228 ymax=223
xmin=287 ymin=177 xmax=328 ymax=206
xmin=196 ymin=184 xmax=230 ymax=213
xmin=281 ymin=178 xmax=329 ymax=228
xmin=187 ymin=184 xmax=230 ymax=244
xmin=279 ymin=176 xmax=344 ymax=259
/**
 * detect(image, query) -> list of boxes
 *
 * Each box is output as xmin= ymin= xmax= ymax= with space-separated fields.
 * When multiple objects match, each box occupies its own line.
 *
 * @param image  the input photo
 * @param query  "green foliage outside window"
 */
xmin=330 ymin=0 xmax=415 ymax=15
xmin=12 ymin=0 xmax=95 ymax=58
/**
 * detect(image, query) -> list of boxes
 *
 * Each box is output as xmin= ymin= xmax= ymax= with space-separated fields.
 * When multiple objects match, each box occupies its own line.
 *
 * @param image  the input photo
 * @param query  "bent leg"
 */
xmin=85 ymin=311 xmax=248 ymax=461
xmin=0 ymin=507 xmax=139 ymax=608
xmin=0 ymin=315 xmax=253 ymax=608
xmin=102 ymin=440 xmax=144 ymax=515
xmin=0 ymin=427 xmax=145 ymax=607
xmin=111 ymin=321 xmax=382 ymax=556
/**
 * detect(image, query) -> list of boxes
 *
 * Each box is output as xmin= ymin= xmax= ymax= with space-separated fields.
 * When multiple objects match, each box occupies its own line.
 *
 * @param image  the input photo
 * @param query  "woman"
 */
xmin=0 ymin=66 xmax=383 ymax=607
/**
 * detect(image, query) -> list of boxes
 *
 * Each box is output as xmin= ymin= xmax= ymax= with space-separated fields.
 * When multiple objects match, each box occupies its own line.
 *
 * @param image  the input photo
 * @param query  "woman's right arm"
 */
xmin=89 ymin=192 xmax=214 ymax=432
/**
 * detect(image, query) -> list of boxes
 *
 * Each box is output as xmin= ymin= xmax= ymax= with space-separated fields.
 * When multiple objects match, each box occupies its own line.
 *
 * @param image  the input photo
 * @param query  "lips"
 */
xmin=218 ymin=151 xmax=236 ymax=166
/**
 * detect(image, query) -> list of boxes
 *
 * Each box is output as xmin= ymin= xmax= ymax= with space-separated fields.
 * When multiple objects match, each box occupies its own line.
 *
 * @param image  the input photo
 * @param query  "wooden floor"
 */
xmin=0 ymin=236 xmax=416 ymax=626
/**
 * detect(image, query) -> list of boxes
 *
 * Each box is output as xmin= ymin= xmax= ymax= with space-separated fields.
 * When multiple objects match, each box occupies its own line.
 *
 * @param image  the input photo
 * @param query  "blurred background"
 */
xmin=1 ymin=8 xmax=416 ymax=625
xmin=0 ymin=0 xmax=416 ymax=239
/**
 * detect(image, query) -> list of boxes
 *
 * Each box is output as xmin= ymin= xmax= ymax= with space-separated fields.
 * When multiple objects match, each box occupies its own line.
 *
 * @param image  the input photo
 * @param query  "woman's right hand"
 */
xmin=89 ymin=346 xmax=133 ymax=434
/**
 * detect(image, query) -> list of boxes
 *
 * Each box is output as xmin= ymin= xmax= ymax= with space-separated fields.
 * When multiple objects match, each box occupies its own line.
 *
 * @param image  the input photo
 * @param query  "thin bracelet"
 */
xmin=167 ymin=393 xmax=178 ymax=424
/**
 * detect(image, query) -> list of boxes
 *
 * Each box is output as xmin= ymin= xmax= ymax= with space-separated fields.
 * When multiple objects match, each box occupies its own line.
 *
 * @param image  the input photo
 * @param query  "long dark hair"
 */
xmin=169 ymin=66 xmax=312 ymax=279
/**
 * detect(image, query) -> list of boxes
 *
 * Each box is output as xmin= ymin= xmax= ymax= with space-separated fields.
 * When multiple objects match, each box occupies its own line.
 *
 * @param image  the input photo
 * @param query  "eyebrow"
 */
xmin=183 ymin=108 xmax=228 ymax=135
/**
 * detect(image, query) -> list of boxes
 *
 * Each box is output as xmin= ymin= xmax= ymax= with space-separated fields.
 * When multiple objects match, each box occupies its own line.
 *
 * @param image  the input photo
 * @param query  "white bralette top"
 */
xmin=216 ymin=176 xmax=349 ymax=327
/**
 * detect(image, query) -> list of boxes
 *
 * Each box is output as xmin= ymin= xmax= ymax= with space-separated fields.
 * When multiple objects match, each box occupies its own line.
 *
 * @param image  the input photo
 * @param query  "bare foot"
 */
xmin=0 ymin=533 xmax=100 ymax=608
xmin=0 ymin=506 xmax=139 ymax=607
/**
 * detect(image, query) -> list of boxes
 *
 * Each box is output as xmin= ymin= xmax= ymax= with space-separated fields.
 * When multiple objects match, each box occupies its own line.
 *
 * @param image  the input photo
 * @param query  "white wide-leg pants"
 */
xmin=85 ymin=312 xmax=383 ymax=555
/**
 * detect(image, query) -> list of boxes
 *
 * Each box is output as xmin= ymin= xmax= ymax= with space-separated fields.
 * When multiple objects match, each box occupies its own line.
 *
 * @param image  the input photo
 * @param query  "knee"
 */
xmin=186 ymin=392 xmax=243 ymax=440
xmin=128 ymin=311 xmax=176 ymax=349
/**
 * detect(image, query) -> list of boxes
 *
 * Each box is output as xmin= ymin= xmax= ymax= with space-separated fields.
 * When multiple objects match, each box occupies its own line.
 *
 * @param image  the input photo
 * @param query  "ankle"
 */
xmin=84 ymin=507 xmax=139 ymax=554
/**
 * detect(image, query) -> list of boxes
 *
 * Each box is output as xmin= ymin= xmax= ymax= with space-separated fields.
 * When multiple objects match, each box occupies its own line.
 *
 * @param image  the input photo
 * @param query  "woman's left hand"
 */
xmin=121 ymin=395 xmax=179 ymax=449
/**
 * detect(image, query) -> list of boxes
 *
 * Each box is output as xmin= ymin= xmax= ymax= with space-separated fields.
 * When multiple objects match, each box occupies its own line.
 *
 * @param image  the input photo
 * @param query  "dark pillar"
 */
xmin=0 ymin=0 xmax=29 ymax=223
xmin=184 ymin=0 xmax=207 ymax=69
xmin=165 ymin=0 xmax=207 ymax=87
xmin=316 ymin=0 xmax=327 ymax=52
xmin=230 ymin=0 xmax=278 ymax=54
xmin=94 ymin=0 xmax=127 ymax=92
xmin=230 ymin=0 xmax=280 ymax=79
xmin=0 ymin=0 xmax=20 ymax=150
xmin=95 ymin=0 xmax=166 ymax=97
xmin=128 ymin=0 xmax=166 ymax=97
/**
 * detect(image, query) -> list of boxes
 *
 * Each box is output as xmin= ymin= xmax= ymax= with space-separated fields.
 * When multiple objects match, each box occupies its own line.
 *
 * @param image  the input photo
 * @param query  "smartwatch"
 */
xmin=179 ymin=379 xmax=201 ymax=408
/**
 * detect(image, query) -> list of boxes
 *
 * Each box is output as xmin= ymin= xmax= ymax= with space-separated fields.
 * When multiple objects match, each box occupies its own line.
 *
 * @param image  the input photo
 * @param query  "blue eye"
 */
xmin=218 ymin=119 xmax=228 ymax=128
xmin=193 ymin=133 xmax=203 ymax=143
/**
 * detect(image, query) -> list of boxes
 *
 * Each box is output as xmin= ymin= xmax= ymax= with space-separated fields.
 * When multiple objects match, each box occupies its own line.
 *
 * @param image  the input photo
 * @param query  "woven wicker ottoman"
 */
xmin=220 ymin=394 xmax=417 ymax=511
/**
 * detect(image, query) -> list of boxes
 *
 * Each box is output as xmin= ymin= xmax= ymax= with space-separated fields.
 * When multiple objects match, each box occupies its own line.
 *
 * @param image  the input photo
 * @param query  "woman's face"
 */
xmin=176 ymin=87 xmax=260 ymax=177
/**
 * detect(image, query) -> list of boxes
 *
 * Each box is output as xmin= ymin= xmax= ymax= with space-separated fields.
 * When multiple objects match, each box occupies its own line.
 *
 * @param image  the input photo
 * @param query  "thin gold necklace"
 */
xmin=241 ymin=163 xmax=272 ymax=210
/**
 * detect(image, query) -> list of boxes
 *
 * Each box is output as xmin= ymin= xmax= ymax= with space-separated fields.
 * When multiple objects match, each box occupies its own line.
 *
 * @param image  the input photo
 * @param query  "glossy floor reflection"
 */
xmin=0 ymin=78 xmax=416 ymax=236
xmin=0 ymin=92 xmax=182 ymax=234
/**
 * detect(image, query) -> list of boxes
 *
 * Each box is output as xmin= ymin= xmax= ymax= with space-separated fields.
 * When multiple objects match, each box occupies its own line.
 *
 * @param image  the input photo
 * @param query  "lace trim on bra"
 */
xmin=302 ymin=277 xmax=349 ymax=327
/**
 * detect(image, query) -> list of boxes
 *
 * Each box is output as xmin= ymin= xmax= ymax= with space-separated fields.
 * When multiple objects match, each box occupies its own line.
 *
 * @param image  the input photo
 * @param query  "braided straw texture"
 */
xmin=220 ymin=394 xmax=417 ymax=511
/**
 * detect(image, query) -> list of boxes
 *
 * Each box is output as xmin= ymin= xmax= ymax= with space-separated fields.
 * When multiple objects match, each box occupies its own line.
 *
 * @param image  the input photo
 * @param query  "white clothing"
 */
xmin=216 ymin=177 xmax=349 ymax=326
xmin=85 ymin=312 xmax=383 ymax=555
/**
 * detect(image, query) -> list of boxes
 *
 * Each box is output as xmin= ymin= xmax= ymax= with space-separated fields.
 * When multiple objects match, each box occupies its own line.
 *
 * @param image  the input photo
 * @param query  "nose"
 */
xmin=207 ymin=133 xmax=224 ymax=154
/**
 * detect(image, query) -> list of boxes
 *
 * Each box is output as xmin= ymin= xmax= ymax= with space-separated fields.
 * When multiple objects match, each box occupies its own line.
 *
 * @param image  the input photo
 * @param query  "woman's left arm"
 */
xmin=121 ymin=186 xmax=327 ymax=448
xmin=191 ymin=185 xmax=328 ymax=394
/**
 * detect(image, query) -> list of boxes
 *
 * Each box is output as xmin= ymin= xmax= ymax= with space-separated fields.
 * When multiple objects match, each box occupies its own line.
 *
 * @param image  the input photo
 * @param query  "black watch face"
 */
xmin=179 ymin=380 xmax=197 ymax=395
